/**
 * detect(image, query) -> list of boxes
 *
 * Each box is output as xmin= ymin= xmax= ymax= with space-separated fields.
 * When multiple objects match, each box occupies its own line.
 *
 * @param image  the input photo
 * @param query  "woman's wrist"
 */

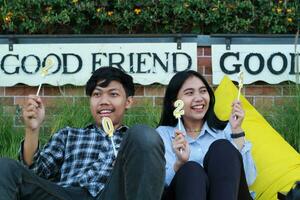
xmin=231 ymin=127 xmax=243 ymax=134
xmin=231 ymin=131 xmax=245 ymax=139
xmin=174 ymin=160 xmax=185 ymax=172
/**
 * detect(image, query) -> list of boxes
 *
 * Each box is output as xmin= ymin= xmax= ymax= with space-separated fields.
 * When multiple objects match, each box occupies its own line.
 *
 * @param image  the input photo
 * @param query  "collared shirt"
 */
xmin=156 ymin=121 xmax=257 ymax=187
xmin=19 ymin=124 xmax=128 ymax=197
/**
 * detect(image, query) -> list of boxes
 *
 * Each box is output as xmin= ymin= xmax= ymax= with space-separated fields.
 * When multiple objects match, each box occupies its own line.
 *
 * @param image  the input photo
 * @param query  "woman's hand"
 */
xmin=229 ymin=100 xmax=246 ymax=150
xmin=229 ymin=100 xmax=245 ymax=133
xmin=172 ymin=129 xmax=190 ymax=171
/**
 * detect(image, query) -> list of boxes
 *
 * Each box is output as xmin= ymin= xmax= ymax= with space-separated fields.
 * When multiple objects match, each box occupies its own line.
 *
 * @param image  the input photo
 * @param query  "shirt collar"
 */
xmin=173 ymin=119 xmax=218 ymax=142
xmin=85 ymin=123 xmax=128 ymax=136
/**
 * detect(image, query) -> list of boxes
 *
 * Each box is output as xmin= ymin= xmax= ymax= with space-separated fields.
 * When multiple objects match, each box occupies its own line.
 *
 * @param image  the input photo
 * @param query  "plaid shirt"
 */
xmin=19 ymin=124 xmax=127 ymax=197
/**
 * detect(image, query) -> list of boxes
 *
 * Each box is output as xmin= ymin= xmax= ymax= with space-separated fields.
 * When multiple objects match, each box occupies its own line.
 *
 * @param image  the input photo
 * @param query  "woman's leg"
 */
xmin=163 ymin=161 xmax=208 ymax=200
xmin=203 ymin=139 xmax=252 ymax=200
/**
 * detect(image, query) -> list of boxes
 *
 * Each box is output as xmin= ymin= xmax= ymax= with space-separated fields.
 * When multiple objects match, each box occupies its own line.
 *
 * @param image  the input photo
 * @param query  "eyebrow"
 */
xmin=94 ymin=86 xmax=120 ymax=92
xmin=183 ymin=86 xmax=206 ymax=92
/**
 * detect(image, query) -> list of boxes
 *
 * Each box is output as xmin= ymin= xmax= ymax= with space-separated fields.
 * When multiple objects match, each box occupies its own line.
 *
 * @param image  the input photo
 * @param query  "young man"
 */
xmin=0 ymin=67 xmax=166 ymax=200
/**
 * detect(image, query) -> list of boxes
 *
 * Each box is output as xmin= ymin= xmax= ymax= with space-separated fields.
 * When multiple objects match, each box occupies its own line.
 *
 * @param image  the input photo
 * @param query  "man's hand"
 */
xmin=22 ymin=95 xmax=45 ymax=166
xmin=23 ymin=95 xmax=45 ymax=132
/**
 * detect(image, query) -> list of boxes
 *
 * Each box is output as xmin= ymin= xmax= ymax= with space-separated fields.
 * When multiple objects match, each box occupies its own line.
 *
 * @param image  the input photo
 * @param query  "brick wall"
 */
xmin=0 ymin=47 xmax=297 ymax=126
xmin=196 ymin=47 xmax=297 ymax=110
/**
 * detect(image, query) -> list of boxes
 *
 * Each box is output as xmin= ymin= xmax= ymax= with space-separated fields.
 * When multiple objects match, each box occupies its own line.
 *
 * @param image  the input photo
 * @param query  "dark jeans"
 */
xmin=0 ymin=125 xmax=166 ymax=200
xmin=163 ymin=139 xmax=252 ymax=200
xmin=0 ymin=158 xmax=92 ymax=200
xmin=99 ymin=125 xmax=166 ymax=200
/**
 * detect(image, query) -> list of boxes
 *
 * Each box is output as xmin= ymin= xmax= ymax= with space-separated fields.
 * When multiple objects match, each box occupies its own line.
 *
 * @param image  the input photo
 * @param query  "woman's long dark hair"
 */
xmin=158 ymin=70 xmax=227 ymax=131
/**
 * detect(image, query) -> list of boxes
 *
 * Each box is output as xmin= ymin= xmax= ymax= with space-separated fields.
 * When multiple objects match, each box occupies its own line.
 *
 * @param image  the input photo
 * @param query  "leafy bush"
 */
xmin=0 ymin=0 xmax=298 ymax=34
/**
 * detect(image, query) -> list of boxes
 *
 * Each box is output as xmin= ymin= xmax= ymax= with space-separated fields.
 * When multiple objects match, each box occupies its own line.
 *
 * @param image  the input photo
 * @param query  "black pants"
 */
xmin=162 ymin=139 xmax=252 ymax=200
xmin=0 ymin=125 xmax=166 ymax=200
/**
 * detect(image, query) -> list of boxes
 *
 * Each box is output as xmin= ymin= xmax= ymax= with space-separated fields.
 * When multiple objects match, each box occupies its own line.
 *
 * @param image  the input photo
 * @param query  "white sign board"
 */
xmin=0 ymin=43 xmax=197 ymax=86
xmin=212 ymin=45 xmax=299 ymax=84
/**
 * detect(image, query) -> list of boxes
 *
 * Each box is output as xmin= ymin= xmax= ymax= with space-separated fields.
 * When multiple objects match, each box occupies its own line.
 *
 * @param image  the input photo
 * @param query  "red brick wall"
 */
xmin=196 ymin=47 xmax=296 ymax=110
xmin=0 ymin=47 xmax=297 ymax=119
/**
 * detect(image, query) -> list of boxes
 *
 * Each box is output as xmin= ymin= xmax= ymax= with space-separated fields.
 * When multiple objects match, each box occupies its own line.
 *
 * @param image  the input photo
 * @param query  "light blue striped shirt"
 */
xmin=156 ymin=120 xmax=257 ymax=187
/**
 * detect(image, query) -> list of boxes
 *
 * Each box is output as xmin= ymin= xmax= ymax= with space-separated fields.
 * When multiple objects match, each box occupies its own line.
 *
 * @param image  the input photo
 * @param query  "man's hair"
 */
xmin=85 ymin=67 xmax=135 ymax=97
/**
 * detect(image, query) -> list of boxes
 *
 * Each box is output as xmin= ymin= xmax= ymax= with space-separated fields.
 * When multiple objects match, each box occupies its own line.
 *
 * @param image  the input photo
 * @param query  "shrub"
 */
xmin=0 ymin=0 xmax=298 ymax=34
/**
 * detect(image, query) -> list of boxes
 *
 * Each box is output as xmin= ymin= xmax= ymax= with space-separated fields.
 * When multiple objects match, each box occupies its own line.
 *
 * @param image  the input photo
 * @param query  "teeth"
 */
xmin=192 ymin=105 xmax=204 ymax=109
xmin=99 ymin=110 xmax=112 ymax=114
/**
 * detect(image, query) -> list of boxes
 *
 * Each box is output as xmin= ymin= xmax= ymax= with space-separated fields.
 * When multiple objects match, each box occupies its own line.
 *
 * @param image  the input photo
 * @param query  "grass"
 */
xmin=48 ymin=98 xmax=94 ymax=133
xmin=1 ymin=92 xmax=299 ymax=159
xmin=124 ymin=105 xmax=161 ymax=128
xmin=0 ymin=108 xmax=23 ymax=158
xmin=263 ymin=85 xmax=300 ymax=152
xmin=0 ymin=100 xmax=162 ymax=159
xmin=49 ymin=98 xmax=161 ymax=133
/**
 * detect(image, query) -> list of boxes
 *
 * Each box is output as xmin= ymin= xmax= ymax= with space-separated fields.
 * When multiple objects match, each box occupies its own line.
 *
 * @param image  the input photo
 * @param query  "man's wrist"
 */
xmin=25 ymin=127 xmax=40 ymax=135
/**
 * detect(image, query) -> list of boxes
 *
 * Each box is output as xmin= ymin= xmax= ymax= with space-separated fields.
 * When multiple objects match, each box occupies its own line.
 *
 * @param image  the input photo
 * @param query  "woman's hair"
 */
xmin=158 ymin=70 xmax=227 ymax=131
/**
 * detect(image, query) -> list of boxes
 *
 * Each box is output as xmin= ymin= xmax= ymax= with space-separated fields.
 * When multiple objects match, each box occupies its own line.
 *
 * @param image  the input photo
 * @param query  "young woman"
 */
xmin=157 ymin=70 xmax=256 ymax=200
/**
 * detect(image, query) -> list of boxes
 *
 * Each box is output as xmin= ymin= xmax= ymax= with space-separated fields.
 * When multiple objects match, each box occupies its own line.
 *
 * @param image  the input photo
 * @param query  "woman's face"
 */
xmin=176 ymin=76 xmax=210 ymax=124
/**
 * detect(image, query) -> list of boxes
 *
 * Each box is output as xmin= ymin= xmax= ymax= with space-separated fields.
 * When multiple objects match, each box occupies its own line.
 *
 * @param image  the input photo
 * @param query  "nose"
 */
xmin=193 ymin=92 xmax=204 ymax=102
xmin=97 ymin=94 xmax=110 ymax=105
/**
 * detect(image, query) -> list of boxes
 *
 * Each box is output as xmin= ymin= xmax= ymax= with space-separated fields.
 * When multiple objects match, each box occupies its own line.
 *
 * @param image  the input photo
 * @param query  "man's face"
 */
xmin=90 ymin=80 xmax=133 ymax=129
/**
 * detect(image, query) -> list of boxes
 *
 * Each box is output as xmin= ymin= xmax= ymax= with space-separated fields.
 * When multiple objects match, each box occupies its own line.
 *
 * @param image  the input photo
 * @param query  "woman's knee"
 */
xmin=176 ymin=161 xmax=208 ymax=184
xmin=178 ymin=161 xmax=203 ymax=173
xmin=204 ymin=139 xmax=242 ymax=169
xmin=208 ymin=139 xmax=240 ymax=158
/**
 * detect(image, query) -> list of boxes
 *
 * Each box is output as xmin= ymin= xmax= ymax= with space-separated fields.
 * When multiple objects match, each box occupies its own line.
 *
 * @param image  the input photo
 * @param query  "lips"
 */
xmin=191 ymin=104 xmax=205 ymax=112
xmin=97 ymin=109 xmax=114 ymax=117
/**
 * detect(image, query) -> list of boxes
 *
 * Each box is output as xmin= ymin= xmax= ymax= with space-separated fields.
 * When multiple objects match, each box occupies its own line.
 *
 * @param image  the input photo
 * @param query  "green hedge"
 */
xmin=1 ymin=0 xmax=299 ymax=34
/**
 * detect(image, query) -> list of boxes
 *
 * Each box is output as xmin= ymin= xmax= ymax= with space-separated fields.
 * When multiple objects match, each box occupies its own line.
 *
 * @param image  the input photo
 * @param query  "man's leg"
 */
xmin=99 ymin=125 xmax=166 ymax=200
xmin=163 ymin=161 xmax=208 ymax=200
xmin=0 ymin=158 xmax=93 ymax=200
xmin=203 ymin=139 xmax=252 ymax=200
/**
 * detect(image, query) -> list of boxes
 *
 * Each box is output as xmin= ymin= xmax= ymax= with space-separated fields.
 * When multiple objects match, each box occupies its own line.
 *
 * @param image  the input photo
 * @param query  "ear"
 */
xmin=125 ymin=96 xmax=133 ymax=109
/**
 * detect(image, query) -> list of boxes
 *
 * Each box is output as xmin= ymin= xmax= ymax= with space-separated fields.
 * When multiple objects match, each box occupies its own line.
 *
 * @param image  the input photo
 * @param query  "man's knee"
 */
xmin=127 ymin=124 xmax=164 ymax=151
xmin=0 ymin=158 xmax=20 ymax=176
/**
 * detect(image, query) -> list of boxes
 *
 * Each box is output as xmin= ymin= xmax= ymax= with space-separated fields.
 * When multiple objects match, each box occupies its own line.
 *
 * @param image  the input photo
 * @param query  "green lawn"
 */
xmin=1 ymin=96 xmax=299 ymax=159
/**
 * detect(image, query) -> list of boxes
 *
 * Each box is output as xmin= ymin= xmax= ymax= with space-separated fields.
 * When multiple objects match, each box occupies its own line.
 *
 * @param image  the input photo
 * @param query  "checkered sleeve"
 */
xmin=19 ymin=128 xmax=68 ymax=180
xmin=78 ymin=141 xmax=115 ymax=197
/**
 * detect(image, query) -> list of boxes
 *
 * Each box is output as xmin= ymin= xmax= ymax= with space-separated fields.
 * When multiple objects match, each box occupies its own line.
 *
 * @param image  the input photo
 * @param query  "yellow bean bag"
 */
xmin=214 ymin=76 xmax=300 ymax=200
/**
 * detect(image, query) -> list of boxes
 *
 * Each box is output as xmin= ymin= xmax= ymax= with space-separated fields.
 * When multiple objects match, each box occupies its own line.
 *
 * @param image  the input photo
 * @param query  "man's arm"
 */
xmin=22 ymin=95 xmax=45 ymax=166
